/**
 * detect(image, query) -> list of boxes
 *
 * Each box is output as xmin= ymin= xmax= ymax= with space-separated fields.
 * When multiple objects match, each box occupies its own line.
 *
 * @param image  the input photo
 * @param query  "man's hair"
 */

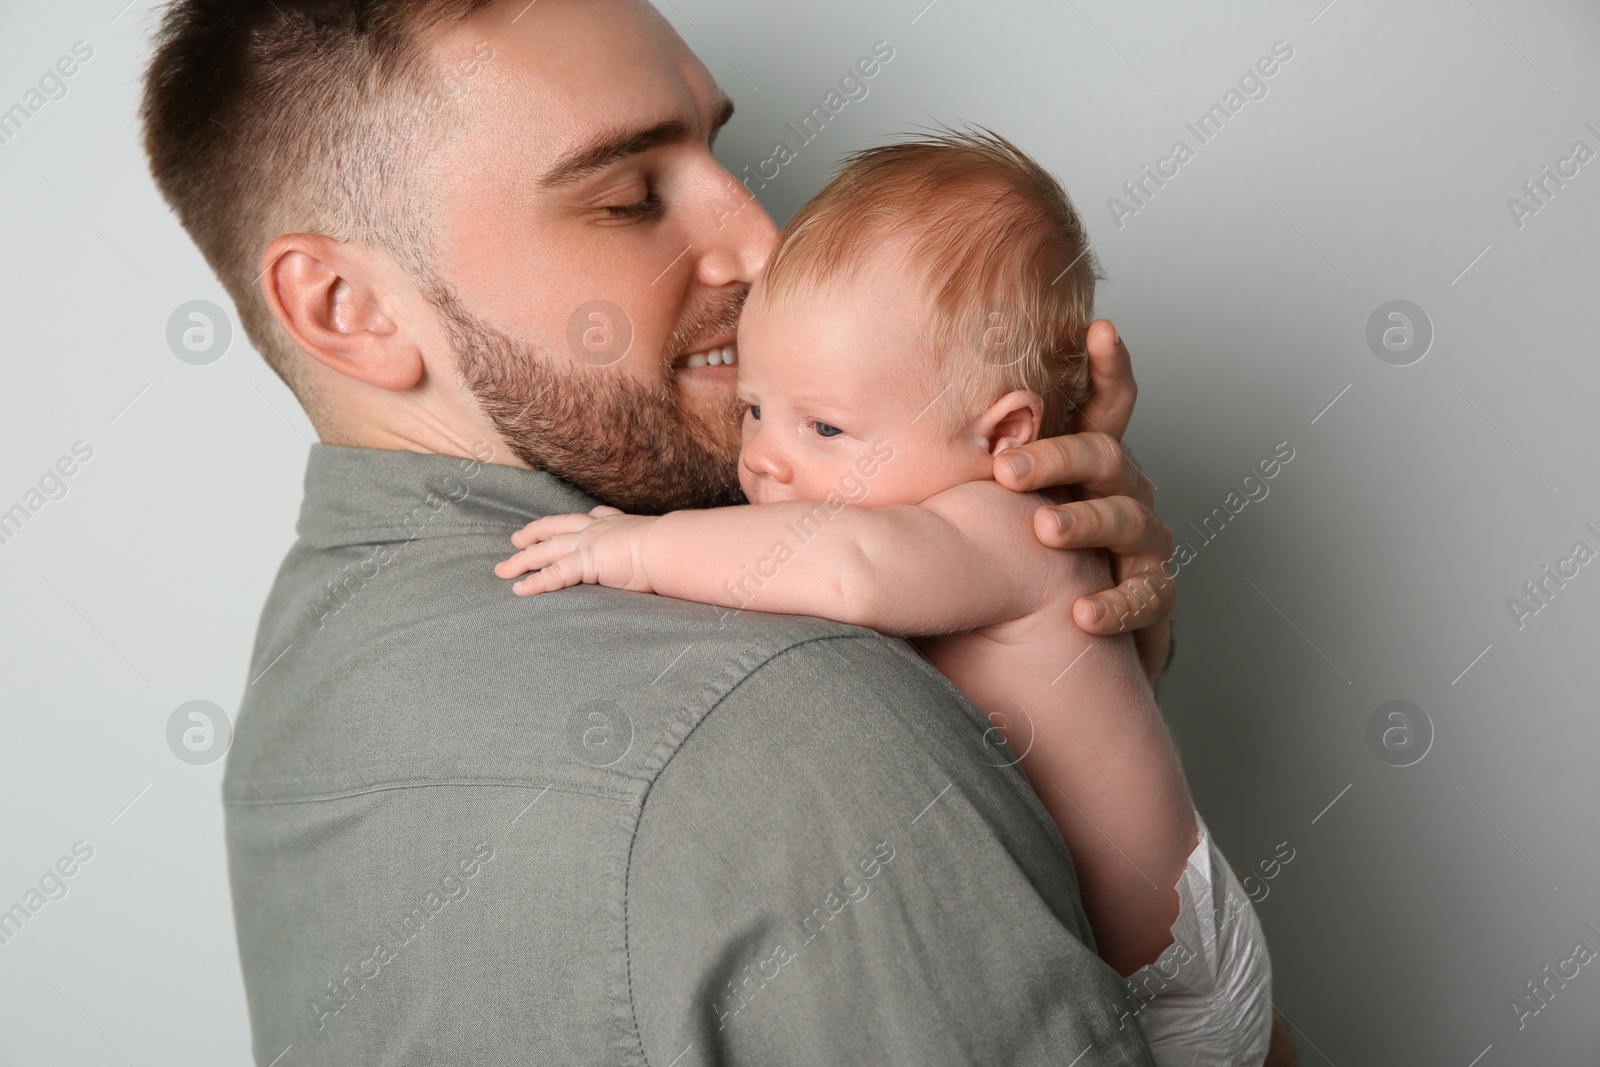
xmin=758 ymin=126 xmax=1103 ymax=440
xmin=140 ymin=0 xmax=496 ymax=416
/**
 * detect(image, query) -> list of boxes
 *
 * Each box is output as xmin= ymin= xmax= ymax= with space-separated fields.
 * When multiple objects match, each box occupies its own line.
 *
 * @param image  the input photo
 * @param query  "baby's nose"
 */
xmin=741 ymin=437 xmax=792 ymax=483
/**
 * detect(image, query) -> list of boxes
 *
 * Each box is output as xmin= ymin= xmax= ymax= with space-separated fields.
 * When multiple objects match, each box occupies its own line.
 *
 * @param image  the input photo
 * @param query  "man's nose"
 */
xmin=695 ymin=171 xmax=780 ymax=289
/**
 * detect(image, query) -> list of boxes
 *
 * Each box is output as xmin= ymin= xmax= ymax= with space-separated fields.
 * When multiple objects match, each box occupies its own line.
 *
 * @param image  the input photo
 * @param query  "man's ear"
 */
xmin=976 ymin=389 xmax=1044 ymax=456
xmin=260 ymin=234 xmax=424 ymax=391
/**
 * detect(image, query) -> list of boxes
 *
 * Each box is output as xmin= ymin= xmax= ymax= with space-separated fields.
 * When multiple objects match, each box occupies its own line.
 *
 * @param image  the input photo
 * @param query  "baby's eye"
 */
xmin=746 ymin=405 xmax=761 ymax=421
xmin=812 ymin=420 xmax=843 ymax=438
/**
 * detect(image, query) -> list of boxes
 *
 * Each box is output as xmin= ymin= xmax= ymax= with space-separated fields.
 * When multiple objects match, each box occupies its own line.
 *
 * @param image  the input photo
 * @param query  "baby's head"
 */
xmin=736 ymin=127 xmax=1100 ymax=507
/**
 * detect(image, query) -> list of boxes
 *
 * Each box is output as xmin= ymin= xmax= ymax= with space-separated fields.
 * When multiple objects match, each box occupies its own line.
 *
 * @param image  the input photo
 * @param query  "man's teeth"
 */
xmin=685 ymin=344 xmax=738 ymax=368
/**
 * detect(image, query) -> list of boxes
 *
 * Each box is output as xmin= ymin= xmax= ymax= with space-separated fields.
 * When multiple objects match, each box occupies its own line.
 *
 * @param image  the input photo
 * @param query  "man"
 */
xmin=139 ymin=1 xmax=1273 ymax=1063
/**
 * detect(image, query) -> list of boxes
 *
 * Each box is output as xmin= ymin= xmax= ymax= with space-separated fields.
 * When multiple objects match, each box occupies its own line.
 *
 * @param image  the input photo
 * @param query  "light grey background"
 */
xmin=2 ymin=0 xmax=1596 ymax=1063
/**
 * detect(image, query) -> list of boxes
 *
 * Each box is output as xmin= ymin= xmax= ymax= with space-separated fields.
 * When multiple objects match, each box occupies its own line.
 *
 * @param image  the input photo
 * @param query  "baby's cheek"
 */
xmin=851 ymin=447 xmax=962 ymax=508
xmin=757 ymin=481 xmax=806 ymax=504
xmin=736 ymin=461 xmax=760 ymax=503
xmin=834 ymin=463 xmax=874 ymax=504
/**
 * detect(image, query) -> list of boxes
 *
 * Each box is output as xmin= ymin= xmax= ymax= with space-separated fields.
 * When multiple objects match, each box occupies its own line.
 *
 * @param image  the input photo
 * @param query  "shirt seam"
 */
xmin=621 ymin=630 xmax=890 ymax=1067
xmin=298 ymin=520 xmax=524 ymax=546
xmin=222 ymin=775 xmax=636 ymax=807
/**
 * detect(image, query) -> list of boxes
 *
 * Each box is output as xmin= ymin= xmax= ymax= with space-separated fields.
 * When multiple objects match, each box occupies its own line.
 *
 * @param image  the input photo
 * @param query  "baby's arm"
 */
xmin=494 ymin=490 xmax=1052 ymax=636
xmin=919 ymin=543 xmax=1274 ymax=1063
xmin=913 ymin=524 xmax=1197 ymax=978
xmin=501 ymin=499 xmax=1193 ymax=942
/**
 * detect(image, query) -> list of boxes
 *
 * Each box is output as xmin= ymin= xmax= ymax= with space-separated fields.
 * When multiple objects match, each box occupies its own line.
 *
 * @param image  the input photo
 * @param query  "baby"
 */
xmin=496 ymin=129 xmax=1273 ymax=1065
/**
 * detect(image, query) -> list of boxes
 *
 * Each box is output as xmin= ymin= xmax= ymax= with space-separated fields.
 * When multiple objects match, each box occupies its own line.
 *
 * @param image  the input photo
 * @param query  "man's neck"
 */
xmin=315 ymin=406 xmax=528 ymax=470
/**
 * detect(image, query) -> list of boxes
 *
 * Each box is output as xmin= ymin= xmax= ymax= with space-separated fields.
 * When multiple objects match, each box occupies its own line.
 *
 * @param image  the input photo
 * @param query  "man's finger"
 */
xmin=995 ymin=432 xmax=1153 ymax=506
xmin=1072 ymin=568 xmax=1177 ymax=636
xmin=1032 ymin=496 xmax=1172 ymax=559
xmin=1075 ymin=319 xmax=1136 ymax=439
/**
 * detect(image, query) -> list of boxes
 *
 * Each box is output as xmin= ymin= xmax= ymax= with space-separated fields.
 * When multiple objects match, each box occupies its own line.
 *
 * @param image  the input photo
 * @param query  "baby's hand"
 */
xmin=494 ymin=506 xmax=659 ymax=595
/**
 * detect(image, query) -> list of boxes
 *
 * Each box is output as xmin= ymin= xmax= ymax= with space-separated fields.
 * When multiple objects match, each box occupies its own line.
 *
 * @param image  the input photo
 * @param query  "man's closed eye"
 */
xmin=603 ymin=193 xmax=664 ymax=220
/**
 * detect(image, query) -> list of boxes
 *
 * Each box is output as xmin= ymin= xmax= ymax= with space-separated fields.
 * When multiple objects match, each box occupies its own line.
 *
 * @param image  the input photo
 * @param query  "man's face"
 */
xmin=422 ymin=0 xmax=777 ymax=512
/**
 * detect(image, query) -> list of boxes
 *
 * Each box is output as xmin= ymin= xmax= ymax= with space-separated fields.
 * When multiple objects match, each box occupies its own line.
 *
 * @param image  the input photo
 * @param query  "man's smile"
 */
xmin=672 ymin=336 xmax=740 ymax=384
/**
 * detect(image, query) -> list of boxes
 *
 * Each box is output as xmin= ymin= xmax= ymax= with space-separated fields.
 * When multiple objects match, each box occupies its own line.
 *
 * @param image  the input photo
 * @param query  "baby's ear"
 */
xmin=978 ymin=390 xmax=1044 ymax=455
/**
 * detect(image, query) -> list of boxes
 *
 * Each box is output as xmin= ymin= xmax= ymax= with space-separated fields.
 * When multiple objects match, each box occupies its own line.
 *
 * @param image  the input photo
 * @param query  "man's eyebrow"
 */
xmin=537 ymin=94 xmax=736 ymax=191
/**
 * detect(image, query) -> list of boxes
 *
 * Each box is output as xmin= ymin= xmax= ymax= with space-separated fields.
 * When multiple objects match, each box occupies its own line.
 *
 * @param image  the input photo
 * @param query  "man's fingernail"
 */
xmin=1005 ymin=451 xmax=1033 ymax=479
xmin=1089 ymin=599 xmax=1106 ymax=622
xmin=1052 ymin=508 xmax=1074 ymax=536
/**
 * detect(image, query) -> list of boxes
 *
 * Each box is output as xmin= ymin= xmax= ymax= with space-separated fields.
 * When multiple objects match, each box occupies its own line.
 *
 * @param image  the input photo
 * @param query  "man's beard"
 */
xmin=429 ymin=283 xmax=747 ymax=514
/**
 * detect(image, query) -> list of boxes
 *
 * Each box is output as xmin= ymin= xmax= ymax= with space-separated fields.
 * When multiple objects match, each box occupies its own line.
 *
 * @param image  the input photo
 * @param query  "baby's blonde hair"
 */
xmin=758 ymin=126 xmax=1103 ymax=440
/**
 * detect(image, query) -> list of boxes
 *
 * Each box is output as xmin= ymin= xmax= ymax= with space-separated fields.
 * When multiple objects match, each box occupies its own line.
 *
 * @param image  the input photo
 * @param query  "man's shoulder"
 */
xmin=223 ymin=532 xmax=1143 ymax=1065
xmin=625 ymin=609 xmax=1144 ymax=1066
xmin=226 ymin=532 xmax=940 ymax=803
xmin=635 ymin=621 xmax=1050 ymax=857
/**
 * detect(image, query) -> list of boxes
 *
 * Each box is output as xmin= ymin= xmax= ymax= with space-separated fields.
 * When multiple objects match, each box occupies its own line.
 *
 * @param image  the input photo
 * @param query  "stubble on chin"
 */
xmin=432 ymin=283 xmax=747 ymax=513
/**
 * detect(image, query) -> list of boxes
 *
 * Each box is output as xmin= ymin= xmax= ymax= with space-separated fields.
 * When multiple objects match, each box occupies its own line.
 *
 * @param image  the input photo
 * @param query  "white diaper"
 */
xmin=1121 ymin=811 xmax=1274 ymax=1067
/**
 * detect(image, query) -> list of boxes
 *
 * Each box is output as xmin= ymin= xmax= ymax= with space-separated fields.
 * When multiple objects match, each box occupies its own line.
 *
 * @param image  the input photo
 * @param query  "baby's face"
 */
xmin=734 ymin=262 xmax=990 ymax=507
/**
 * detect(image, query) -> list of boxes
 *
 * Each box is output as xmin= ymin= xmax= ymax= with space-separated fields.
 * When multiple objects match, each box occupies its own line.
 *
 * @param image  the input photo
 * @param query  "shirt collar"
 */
xmin=295 ymin=444 xmax=601 ymax=549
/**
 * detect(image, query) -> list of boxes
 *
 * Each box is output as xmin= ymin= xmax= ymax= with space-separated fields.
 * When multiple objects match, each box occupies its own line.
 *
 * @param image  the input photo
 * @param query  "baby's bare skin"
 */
xmin=498 ymin=475 xmax=1195 ymax=975
xmin=908 ymin=484 xmax=1194 ymax=977
xmin=497 ymin=247 xmax=1197 ymax=975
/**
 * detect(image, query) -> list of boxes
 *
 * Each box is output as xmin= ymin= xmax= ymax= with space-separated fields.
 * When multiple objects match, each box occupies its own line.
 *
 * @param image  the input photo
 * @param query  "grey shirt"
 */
xmin=224 ymin=444 xmax=1153 ymax=1066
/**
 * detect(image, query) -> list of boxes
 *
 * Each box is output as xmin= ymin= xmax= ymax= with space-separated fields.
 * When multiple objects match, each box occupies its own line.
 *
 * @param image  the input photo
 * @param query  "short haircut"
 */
xmin=140 ymin=0 xmax=497 ymax=414
xmin=758 ymin=127 xmax=1103 ymax=440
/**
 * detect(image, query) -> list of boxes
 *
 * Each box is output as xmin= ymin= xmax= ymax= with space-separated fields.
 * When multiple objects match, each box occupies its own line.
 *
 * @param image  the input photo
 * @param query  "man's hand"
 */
xmin=495 ymin=506 xmax=659 ymax=595
xmin=992 ymin=320 xmax=1175 ymax=681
